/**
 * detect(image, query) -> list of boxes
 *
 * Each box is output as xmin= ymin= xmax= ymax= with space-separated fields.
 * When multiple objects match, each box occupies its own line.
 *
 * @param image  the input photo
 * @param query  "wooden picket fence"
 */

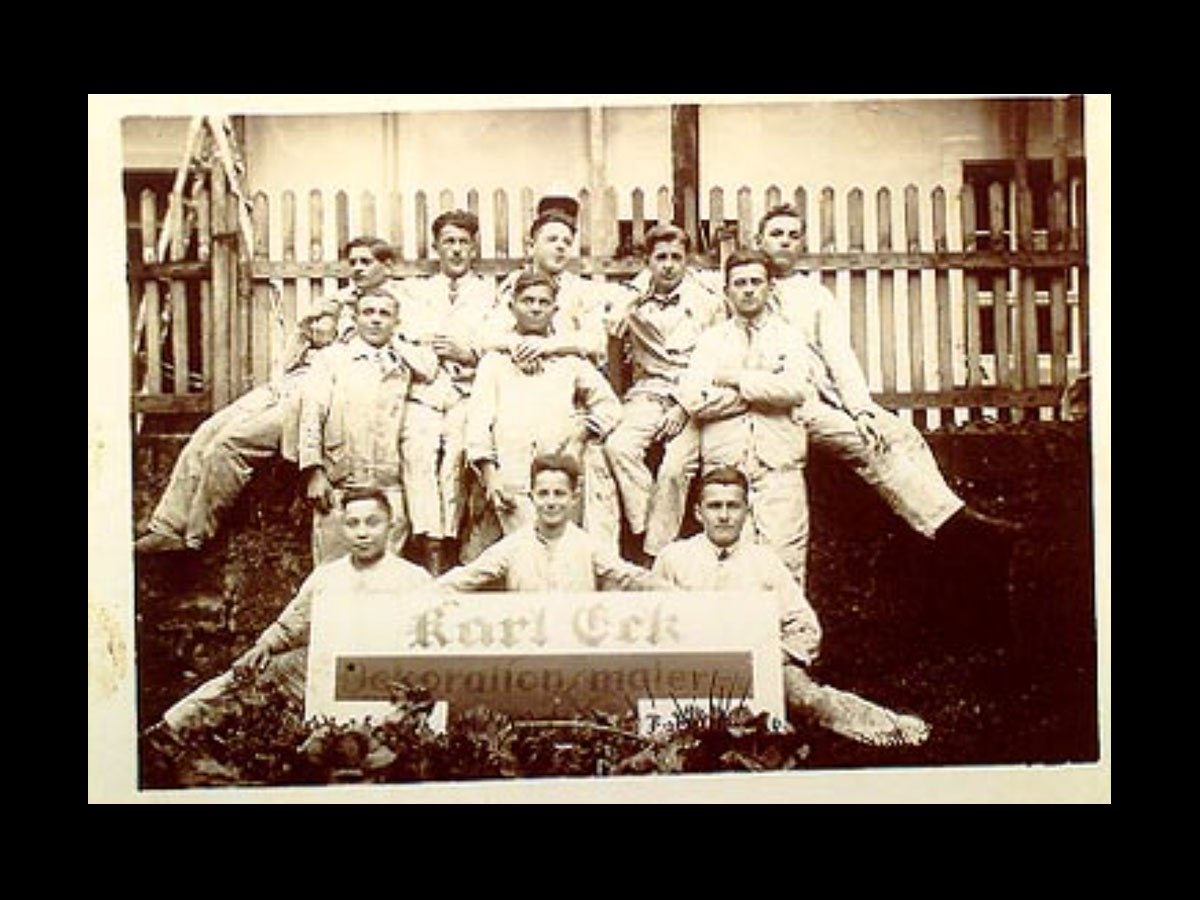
xmin=129 ymin=178 xmax=1090 ymax=428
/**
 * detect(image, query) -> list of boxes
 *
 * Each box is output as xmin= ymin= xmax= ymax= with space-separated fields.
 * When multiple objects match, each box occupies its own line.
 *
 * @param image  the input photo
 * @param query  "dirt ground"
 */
xmin=131 ymin=419 xmax=1101 ymax=783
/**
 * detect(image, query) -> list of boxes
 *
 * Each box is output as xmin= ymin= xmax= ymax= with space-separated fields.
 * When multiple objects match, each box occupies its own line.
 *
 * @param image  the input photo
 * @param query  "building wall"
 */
xmin=121 ymin=97 xmax=1083 ymax=260
xmin=240 ymin=106 xmax=672 ymax=259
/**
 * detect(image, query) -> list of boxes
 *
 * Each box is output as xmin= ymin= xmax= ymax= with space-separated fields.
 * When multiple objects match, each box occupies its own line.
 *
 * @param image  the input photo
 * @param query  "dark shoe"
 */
xmin=134 ymin=531 xmax=188 ymax=553
xmin=936 ymin=507 xmax=1022 ymax=555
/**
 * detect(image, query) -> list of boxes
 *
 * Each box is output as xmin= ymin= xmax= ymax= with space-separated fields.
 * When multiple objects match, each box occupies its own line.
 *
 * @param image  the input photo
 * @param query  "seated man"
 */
xmin=134 ymin=235 xmax=398 ymax=555
xmin=465 ymin=270 xmax=621 ymax=539
xmin=756 ymin=204 xmax=1018 ymax=555
xmin=653 ymin=467 xmax=929 ymax=747
xmin=298 ymin=288 xmax=438 ymax=563
xmin=677 ymin=249 xmax=812 ymax=584
xmin=603 ymin=224 xmax=725 ymax=563
xmin=437 ymin=454 xmax=662 ymax=593
xmin=142 ymin=487 xmax=435 ymax=768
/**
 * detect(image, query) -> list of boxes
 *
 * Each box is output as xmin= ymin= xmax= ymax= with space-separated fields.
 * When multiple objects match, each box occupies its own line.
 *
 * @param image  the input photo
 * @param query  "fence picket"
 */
xmin=233 ymin=184 xmax=250 ymax=396
xmin=988 ymin=181 xmax=1011 ymax=420
xmin=139 ymin=189 xmax=162 ymax=394
xmin=631 ymin=188 xmax=647 ymax=255
xmin=932 ymin=187 xmax=954 ymax=425
xmin=793 ymin=187 xmax=808 ymax=252
xmin=603 ymin=186 xmax=620 ymax=259
xmin=252 ymin=191 xmax=272 ymax=385
xmin=520 ymin=187 xmax=535 ymax=244
xmin=578 ymin=188 xmax=594 ymax=262
xmin=1015 ymin=179 xmax=1039 ymax=420
xmin=281 ymin=190 xmax=298 ymax=353
xmin=960 ymin=185 xmax=983 ymax=422
xmin=361 ymin=190 xmax=378 ymax=240
xmin=877 ymin=188 xmax=897 ymax=395
xmin=710 ymin=187 xmax=732 ymax=265
xmin=194 ymin=180 xmax=213 ymax=400
xmin=494 ymin=188 xmax=510 ymax=260
xmin=334 ymin=191 xmax=350 ymax=265
xmin=388 ymin=191 xmax=404 ymax=256
xmin=1049 ymin=181 xmax=1070 ymax=407
xmin=904 ymin=185 xmax=926 ymax=430
xmin=415 ymin=191 xmax=429 ymax=259
xmin=847 ymin=188 xmax=868 ymax=372
xmin=657 ymin=186 xmax=672 ymax=227
xmin=211 ymin=172 xmax=232 ymax=408
xmin=819 ymin=187 xmax=836 ymax=295
xmin=737 ymin=186 xmax=753 ymax=249
xmin=168 ymin=187 xmax=190 ymax=396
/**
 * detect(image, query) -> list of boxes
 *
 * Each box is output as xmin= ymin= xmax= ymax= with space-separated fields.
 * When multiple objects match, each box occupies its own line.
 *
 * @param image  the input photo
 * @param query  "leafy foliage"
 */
xmin=143 ymin=682 xmax=813 ymax=789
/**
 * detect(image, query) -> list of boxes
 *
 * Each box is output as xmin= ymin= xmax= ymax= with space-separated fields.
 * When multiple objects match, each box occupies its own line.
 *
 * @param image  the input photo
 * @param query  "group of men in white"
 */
xmin=139 ymin=197 xmax=1019 ymax=765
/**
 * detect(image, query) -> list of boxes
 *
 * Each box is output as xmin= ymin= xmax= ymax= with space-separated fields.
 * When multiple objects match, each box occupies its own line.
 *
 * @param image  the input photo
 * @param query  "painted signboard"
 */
xmin=305 ymin=591 xmax=785 ymax=729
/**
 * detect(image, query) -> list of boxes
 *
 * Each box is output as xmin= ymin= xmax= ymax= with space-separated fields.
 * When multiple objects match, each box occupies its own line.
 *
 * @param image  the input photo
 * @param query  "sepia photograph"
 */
xmin=88 ymin=93 xmax=1110 ymax=803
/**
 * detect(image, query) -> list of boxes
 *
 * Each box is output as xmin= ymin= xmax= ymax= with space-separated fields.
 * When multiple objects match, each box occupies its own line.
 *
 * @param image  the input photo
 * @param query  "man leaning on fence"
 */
xmin=132 ymin=236 xmax=396 ymax=555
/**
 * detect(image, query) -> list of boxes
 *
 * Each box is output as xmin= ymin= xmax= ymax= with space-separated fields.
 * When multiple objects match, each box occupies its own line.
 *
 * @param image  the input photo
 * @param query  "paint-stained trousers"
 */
xmin=783 ymin=662 xmax=928 ymax=745
xmin=635 ymin=397 xmax=965 ymax=558
xmin=604 ymin=394 xmax=699 ymax=552
xmin=400 ymin=398 xmax=470 ymax=541
xmin=162 ymin=648 xmax=308 ymax=734
xmin=146 ymin=380 xmax=295 ymax=550
xmin=799 ymin=398 xmax=963 ymax=539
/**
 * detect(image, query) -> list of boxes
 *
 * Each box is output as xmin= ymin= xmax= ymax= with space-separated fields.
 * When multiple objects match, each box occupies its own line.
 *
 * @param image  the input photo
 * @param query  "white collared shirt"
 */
xmin=297 ymin=336 xmax=412 ymax=486
xmin=465 ymin=347 xmax=621 ymax=480
xmin=438 ymin=521 xmax=656 ymax=593
xmin=260 ymin=554 xmax=436 ymax=654
xmin=398 ymin=271 xmax=501 ymax=407
xmin=651 ymin=533 xmax=821 ymax=665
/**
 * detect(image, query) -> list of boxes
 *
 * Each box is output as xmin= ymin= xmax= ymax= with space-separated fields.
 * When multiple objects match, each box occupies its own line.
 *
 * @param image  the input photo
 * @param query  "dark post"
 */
xmin=671 ymin=104 xmax=701 ymax=247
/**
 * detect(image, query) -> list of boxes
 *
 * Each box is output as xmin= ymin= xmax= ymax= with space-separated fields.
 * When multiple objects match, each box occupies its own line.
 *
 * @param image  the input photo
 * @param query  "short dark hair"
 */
xmin=530 ymin=210 xmax=577 ymax=240
xmin=340 ymin=486 xmax=393 ymax=518
xmin=537 ymin=195 xmax=580 ymax=220
xmin=757 ymin=203 xmax=805 ymax=236
xmin=698 ymin=465 xmax=749 ymax=499
xmin=530 ymin=452 xmax=581 ymax=489
xmin=356 ymin=284 xmax=400 ymax=310
xmin=513 ymin=269 xmax=558 ymax=299
xmin=644 ymin=223 xmax=691 ymax=255
xmin=723 ymin=248 xmax=774 ymax=283
xmin=432 ymin=209 xmax=479 ymax=240
xmin=344 ymin=236 xmax=397 ymax=265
